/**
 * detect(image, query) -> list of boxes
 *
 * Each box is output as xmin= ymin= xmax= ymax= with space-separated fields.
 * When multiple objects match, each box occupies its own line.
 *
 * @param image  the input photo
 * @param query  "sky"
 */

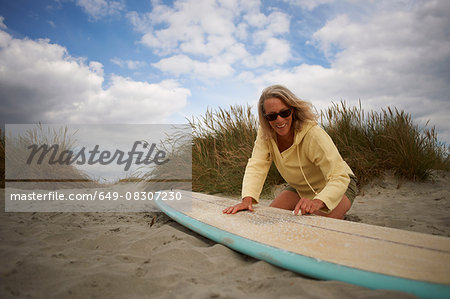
xmin=0 ymin=0 xmax=449 ymax=145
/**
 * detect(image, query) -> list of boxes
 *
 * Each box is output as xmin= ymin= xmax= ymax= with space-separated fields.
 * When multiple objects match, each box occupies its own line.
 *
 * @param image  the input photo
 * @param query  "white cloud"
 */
xmin=135 ymin=0 xmax=239 ymax=57
xmin=152 ymin=54 xmax=234 ymax=79
xmin=235 ymin=22 xmax=248 ymax=40
xmin=250 ymin=0 xmax=450 ymax=142
xmin=283 ymin=0 xmax=335 ymax=10
xmin=75 ymin=0 xmax=125 ymax=20
xmin=89 ymin=61 xmax=104 ymax=77
xmin=217 ymin=42 xmax=249 ymax=65
xmin=251 ymin=11 xmax=290 ymax=44
xmin=111 ymin=57 xmax=147 ymax=69
xmin=243 ymin=38 xmax=291 ymax=68
xmin=244 ymin=12 xmax=268 ymax=28
xmin=0 ymin=30 xmax=190 ymax=124
xmin=0 ymin=16 xmax=7 ymax=29
xmin=74 ymin=76 xmax=190 ymax=123
xmin=128 ymin=0 xmax=292 ymax=79
xmin=310 ymin=2 xmax=450 ymax=105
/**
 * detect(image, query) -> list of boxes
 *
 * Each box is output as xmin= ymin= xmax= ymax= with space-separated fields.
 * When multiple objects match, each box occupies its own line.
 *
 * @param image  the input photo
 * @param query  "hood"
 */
xmin=294 ymin=121 xmax=319 ymax=196
xmin=293 ymin=121 xmax=317 ymax=146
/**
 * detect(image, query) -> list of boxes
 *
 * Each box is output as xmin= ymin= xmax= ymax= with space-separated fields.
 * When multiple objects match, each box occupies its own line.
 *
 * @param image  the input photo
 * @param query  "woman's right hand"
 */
xmin=222 ymin=197 xmax=254 ymax=214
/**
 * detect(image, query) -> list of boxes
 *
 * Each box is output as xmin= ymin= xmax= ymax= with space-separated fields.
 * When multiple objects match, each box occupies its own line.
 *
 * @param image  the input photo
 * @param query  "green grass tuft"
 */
xmin=321 ymin=102 xmax=449 ymax=185
xmin=1 ymin=103 xmax=448 ymax=194
xmin=190 ymin=103 xmax=449 ymax=195
xmin=2 ymin=125 xmax=97 ymax=190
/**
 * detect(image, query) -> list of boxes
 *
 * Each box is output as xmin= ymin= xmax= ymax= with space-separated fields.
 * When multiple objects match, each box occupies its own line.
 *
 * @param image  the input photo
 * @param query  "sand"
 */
xmin=1 ymin=171 xmax=449 ymax=298
xmin=346 ymin=170 xmax=450 ymax=237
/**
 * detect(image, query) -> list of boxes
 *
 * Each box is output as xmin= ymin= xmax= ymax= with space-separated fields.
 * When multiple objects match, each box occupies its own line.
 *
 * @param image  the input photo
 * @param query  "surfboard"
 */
xmin=155 ymin=191 xmax=450 ymax=299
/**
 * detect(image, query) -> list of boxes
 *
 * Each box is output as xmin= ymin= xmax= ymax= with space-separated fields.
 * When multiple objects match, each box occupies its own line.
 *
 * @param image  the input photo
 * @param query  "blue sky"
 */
xmin=0 ymin=0 xmax=449 ymax=144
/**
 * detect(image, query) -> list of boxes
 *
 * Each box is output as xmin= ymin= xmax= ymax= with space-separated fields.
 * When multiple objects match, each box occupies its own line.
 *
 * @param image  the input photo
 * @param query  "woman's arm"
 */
xmin=223 ymin=128 xmax=273 ymax=214
xmin=240 ymin=127 xmax=273 ymax=203
xmin=304 ymin=126 xmax=352 ymax=213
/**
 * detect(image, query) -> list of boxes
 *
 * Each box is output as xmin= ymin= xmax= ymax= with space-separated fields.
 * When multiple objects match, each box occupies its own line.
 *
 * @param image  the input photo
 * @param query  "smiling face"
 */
xmin=263 ymin=97 xmax=293 ymax=137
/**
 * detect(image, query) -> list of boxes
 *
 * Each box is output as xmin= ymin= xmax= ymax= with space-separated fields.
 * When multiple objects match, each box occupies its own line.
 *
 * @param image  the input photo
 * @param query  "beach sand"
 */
xmin=1 ymin=171 xmax=448 ymax=298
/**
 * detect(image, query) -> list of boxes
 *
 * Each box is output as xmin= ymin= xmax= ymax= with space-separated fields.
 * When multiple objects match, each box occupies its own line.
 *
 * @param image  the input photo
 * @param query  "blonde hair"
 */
xmin=258 ymin=85 xmax=317 ymax=139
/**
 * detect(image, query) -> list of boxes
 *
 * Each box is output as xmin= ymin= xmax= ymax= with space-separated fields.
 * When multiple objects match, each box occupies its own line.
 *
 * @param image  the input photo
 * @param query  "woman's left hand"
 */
xmin=294 ymin=198 xmax=325 ymax=215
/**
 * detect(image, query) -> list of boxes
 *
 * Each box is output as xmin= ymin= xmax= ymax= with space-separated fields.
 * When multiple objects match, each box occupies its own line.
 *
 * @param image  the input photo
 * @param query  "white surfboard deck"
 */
xmin=155 ymin=191 xmax=450 ymax=298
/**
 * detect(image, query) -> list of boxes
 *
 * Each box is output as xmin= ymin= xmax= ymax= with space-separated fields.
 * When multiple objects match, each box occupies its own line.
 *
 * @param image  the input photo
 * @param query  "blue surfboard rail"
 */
xmin=155 ymin=199 xmax=450 ymax=299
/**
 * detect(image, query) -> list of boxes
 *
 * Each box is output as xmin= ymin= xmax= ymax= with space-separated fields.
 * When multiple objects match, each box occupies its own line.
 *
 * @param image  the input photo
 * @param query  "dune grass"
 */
xmin=1 ymin=104 xmax=448 ymax=193
xmin=322 ymin=102 xmax=449 ymax=185
xmin=189 ymin=103 xmax=449 ymax=195
xmin=1 ymin=125 xmax=97 ymax=189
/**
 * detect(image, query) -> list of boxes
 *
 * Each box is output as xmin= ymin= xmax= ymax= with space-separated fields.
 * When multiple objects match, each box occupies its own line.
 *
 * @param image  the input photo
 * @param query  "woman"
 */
xmin=222 ymin=85 xmax=358 ymax=219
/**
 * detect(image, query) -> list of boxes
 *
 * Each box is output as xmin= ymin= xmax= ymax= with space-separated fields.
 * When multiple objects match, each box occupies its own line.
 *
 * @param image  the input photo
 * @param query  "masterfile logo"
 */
xmin=26 ymin=141 xmax=170 ymax=171
xmin=5 ymin=124 xmax=192 ymax=212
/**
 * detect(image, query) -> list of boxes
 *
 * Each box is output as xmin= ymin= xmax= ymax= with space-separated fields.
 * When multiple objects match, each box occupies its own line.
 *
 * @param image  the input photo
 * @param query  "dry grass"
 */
xmin=321 ymin=102 xmax=449 ymax=185
xmin=1 ymin=104 xmax=448 ymax=193
xmin=189 ymin=103 xmax=449 ymax=195
xmin=2 ymin=125 xmax=97 ymax=190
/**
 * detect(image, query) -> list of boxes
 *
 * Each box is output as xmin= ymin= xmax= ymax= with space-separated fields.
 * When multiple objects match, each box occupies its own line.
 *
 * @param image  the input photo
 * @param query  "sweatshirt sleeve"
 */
xmin=304 ymin=127 xmax=351 ymax=213
xmin=241 ymin=128 xmax=273 ymax=203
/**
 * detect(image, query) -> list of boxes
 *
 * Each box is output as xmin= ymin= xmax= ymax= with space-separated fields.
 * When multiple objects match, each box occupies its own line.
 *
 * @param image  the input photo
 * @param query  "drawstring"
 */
xmin=297 ymin=147 xmax=318 ymax=195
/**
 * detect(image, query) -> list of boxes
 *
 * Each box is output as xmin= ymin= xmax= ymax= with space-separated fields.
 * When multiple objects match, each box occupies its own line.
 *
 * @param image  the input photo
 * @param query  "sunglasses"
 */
xmin=264 ymin=108 xmax=292 ymax=121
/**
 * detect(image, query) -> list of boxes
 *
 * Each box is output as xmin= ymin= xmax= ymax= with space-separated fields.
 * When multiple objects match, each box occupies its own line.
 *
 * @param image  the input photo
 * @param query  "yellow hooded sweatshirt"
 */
xmin=241 ymin=121 xmax=353 ymax=213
